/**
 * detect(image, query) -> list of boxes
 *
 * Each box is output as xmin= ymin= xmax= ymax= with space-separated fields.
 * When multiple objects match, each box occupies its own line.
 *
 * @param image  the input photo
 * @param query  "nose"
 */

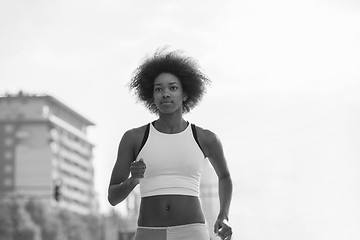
xmin=162 ymin=90 xmax=170 ymax=98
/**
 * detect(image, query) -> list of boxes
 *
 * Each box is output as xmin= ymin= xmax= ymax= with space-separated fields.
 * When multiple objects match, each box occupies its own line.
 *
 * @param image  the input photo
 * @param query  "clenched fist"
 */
xmin=130 ymin=158 xmax=146 ymax=181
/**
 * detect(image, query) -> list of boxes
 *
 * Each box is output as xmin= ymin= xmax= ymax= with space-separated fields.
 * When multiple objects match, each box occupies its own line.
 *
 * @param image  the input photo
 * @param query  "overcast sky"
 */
xmin=1 ymin=0 xmax=360 ymax=239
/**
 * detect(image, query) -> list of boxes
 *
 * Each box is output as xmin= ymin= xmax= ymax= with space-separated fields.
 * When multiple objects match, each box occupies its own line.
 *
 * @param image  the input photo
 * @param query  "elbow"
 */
xmin=219 ymin=174 xmax=233 ymax=187
xmin=108 ymin=195 xmax=121 ymax=206
xmin=108 ymin=188 xmax=126 ymax=206
xmin=108 ymin=195 xmax=116 ymax=206
xmin=107 ymin=188 xmax=118 ymax=206
xmin=219 ymin=173 xmax=232 ymax=182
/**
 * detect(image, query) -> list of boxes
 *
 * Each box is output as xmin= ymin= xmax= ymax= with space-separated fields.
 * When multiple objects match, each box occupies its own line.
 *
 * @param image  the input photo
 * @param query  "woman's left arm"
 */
xmin=201 ymin=129 xmax=233 ymax=239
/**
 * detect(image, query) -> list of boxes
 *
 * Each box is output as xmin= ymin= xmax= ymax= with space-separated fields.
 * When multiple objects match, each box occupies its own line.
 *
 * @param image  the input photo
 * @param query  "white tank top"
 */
xmin=135 ymin=122 xmax=206 ymax=197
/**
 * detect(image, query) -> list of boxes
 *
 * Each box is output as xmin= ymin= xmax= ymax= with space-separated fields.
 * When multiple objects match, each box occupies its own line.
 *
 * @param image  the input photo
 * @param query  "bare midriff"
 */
xmin=137 ymin=195 xmax=206 ymax=227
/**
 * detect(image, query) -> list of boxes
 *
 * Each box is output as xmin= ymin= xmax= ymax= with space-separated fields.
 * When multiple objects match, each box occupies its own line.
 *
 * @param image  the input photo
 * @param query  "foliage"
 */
xmin=58 ymin=210 xmax=93 ymax=240
xmin=25 ymin=198 xmax=66 ymax=240
xmin=0 ymin=197 xmax=106 ymax=240
xmin=81 ymin=214 xmax=104 ymax=240
xmin=0 ymin=198 xmax=14 ymax=240
xmin=2 ymin=196 xmax=41 ymax=240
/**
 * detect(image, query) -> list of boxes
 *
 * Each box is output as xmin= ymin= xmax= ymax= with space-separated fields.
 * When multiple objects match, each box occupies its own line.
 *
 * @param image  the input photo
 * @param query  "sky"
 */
xmin=1 ymin=0 xmax=360 ymax=239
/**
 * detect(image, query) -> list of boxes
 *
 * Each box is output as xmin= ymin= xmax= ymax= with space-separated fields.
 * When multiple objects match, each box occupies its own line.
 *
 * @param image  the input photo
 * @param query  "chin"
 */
xmin=159 ymin=107 xmax=181 ymax=115
xmin=159 ymin=110 xmax=176 ymax=115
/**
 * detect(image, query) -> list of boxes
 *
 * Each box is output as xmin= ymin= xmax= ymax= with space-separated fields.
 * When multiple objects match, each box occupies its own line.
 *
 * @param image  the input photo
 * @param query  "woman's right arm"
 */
xmin=107 ymin=129 xmax=145 ymax=206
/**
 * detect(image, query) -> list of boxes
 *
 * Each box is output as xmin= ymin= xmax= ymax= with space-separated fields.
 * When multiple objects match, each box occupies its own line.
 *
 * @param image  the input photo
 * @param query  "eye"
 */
xmin=170 ymin=86 xmax=178 ymax=91
xmin=154 ymin=87 xmax=162 ymax=92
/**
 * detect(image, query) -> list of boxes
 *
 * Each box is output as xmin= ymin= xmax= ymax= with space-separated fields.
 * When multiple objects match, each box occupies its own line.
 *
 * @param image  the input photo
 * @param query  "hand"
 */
xmin=130 ymin=158 xmax=146 ymax=181
xmin=214 ymin=217 xmax=232 ymax=240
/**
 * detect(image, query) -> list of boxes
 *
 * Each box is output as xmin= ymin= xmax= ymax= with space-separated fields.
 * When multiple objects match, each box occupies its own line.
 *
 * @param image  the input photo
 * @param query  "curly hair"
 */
xmin=128 ymin=48 xmax=211 ymax=114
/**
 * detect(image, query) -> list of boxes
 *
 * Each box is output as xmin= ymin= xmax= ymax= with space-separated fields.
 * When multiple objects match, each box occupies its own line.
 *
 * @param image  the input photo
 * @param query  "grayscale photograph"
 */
xmin=0 ymin=1 xmax=359 ymax=240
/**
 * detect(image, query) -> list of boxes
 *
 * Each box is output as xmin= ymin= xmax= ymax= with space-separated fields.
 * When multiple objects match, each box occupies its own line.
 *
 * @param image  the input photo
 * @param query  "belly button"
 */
xmin=165 ymin=205 xmax=170 ymax=211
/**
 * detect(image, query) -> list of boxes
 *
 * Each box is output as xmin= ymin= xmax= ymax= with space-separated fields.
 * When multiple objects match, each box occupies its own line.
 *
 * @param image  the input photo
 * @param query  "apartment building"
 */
xmin=0 ymin=91 xmax=98 ymax=215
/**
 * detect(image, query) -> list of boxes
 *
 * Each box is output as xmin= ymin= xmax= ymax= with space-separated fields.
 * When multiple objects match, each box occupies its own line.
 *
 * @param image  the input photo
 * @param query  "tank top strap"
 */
xmin=191 ymin=123 xmax=206 ymax=158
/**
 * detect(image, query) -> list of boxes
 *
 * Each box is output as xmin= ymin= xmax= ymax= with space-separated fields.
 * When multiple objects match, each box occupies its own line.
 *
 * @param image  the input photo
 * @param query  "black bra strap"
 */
xmin=191 ymin=123 xmax=206 ymax=157
xmin=138 ymin=123 xmax=150 ymax=155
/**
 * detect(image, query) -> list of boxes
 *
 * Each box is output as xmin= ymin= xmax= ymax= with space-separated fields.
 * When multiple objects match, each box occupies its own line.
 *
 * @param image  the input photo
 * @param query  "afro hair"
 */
xmin=129 ymin=48 xmax=211 ymax=114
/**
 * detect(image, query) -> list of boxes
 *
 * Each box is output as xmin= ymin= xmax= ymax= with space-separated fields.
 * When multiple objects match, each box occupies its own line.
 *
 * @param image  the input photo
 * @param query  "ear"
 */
xmin=183 ymin=92 xmax=188 ymax=102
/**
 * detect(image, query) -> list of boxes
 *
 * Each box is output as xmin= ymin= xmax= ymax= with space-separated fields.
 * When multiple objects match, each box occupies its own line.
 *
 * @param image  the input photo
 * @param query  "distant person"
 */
xmin=108 ymin=48 xmax=233 ymax=240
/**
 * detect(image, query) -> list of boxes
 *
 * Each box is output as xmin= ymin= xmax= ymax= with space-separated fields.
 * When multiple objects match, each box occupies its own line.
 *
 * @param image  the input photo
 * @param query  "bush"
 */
xmin=0 ymin=197 xmax=105 ymax=240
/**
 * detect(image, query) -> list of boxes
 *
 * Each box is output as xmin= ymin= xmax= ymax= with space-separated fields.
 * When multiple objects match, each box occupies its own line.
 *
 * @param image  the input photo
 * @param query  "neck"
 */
xmin=156 ymin=112 xmax=187 ymax=134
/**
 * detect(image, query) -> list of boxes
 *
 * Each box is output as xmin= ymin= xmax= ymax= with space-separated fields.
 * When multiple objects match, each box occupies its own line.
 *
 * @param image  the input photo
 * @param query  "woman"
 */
xmin=108 ymin=49 xmax=233 ymax=240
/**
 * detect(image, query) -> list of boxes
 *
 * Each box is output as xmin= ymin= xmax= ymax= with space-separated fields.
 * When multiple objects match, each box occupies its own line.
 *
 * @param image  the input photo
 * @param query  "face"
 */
xmin=153 ymin=73 xmax=188 ymax=114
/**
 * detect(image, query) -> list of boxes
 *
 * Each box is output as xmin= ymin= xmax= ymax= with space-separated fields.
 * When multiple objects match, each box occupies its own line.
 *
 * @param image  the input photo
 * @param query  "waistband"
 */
xmin=137 ymin=223 xmax=207 ymax=230
xmin=135 ymin=223 xmax=209 ymax=240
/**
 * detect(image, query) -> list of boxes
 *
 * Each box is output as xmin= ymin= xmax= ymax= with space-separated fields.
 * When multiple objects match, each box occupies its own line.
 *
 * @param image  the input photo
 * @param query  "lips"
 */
xmin=161 ymin=101 xmax=173 ymax=104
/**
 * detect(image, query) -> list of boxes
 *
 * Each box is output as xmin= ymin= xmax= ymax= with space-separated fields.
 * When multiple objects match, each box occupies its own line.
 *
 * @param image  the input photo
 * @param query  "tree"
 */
xmin=58 ymin=209 xmax=93 ymax=240
xmin=1 ymin=196 xmax=113 ymax=240
xmin=25 ymin=198 xmax=66 ymax=240
xmin=0 ymin=198 xmax=15 ymax=240
xmin=8 ymin=196 xmax=41 ymax=240
xmin=82 ymin=214 xmax=105 ymax=240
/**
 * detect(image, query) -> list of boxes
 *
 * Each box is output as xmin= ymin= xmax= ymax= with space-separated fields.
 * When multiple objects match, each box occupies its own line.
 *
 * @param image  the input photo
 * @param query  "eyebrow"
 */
xmin=154 ymin=82 xmax=179 ymax=86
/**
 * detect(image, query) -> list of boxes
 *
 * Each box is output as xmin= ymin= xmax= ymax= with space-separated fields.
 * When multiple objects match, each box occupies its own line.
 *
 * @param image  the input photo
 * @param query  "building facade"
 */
xmin=0 ymin=92 xmax=98 ymax=215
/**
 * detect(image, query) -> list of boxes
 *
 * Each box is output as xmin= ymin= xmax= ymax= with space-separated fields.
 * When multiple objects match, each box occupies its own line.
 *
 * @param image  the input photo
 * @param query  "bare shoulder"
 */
xmin=121 ymin=123 xmax=149 ymax=155
xmin=124 ymin=124 xmax=149 ymax=140
xmin=195 ymin=125 xmax=219 ymax=143
xmin=193 ymin=125 xmax=221 ymax=157
xmin=194 ymin=124 xmax=230 ymax=179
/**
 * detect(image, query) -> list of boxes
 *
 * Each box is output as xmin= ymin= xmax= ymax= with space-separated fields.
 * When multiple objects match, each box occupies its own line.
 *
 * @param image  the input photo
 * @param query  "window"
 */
xmin=4 ymin=137 xmax=14 ymax=147
xmin=4 ymin=151 xmax=13 ymax=160
xmin=4 ymin=164 xmax=13 ymax=173
xmin=50 ymin=128 xmax=59 ymax=139
xmin=15 ymin=130 xmax=29 ymax=139
xmin=50 ymin=142 xmax=59 ymax=152
xmin=4 ymin=124 xmax=14 ymax=133
xmin=4 ymin=178 xmax=12 ymax=186
xmin=42 ymin=105 xmax=50 ymax=117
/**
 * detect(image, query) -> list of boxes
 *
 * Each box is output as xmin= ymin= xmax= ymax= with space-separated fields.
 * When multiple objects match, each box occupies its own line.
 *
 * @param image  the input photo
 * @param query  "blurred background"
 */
xmin=1 ymin=0 xmax=360 ymax=239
